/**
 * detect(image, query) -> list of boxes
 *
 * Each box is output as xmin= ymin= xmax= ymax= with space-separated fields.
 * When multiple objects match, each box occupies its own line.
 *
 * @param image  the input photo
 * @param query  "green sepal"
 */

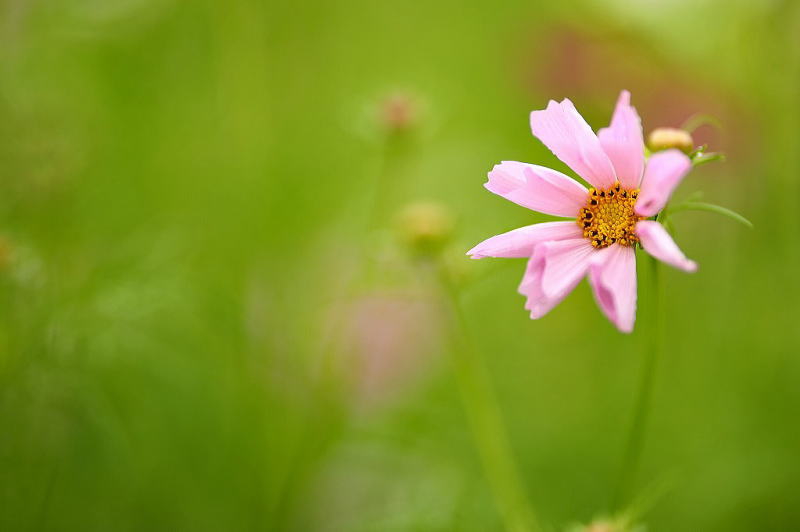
xmin=692 ymin=152 xmax=726 ymax=167
xmin=689 ymin=144 xmax=725 ymax=166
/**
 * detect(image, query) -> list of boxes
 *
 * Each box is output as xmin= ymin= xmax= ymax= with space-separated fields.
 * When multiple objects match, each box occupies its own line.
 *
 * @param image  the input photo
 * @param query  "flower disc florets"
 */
xmin=579 ymin=182 xmax=644 ymax=248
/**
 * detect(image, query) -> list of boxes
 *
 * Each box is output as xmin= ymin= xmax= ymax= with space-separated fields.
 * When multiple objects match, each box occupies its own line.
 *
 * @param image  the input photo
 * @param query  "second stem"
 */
xmin=436 ymin=263 xmax=539 ymax=532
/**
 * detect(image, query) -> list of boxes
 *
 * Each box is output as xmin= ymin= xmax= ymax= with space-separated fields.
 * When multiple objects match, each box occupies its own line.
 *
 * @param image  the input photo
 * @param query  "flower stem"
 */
xmin=366 ymin=130 xmax=411 ymax=233
xmin=436 ymin=263 xmax=540 ymax=532
xmin=612 ymin=253 xmax=664 ymax=512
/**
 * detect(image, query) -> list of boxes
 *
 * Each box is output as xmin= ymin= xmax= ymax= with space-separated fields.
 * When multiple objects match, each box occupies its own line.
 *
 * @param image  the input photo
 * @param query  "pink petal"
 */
xmin=597 ymin=90 xmax=645 ymax=189
xmin=517 ymin=238 xmax=595 ymax=318
xmin=636 ymin=220 xmax=697 ymax=272
xmin=588 ymin=244 xmax=637 ymax=333
xmin=530 ymin=99 xmax=617 ymax=189
xmin=635 ymin=149 xmax=692 ymax=217
xmin=467 ymin=221 xmax=583 ymax=259
xmin=485 ymin=161 xmax=588 ymax=217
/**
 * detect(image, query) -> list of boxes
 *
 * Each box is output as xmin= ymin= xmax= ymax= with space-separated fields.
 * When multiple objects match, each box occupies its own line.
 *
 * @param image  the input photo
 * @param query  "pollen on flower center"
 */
xmin=578 ymin=182 xmax=644 ymax=248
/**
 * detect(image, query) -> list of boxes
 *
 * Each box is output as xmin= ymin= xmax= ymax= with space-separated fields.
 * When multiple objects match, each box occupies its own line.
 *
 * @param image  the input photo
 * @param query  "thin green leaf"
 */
xmin=670 ymin=201 xmax=753 ymax=228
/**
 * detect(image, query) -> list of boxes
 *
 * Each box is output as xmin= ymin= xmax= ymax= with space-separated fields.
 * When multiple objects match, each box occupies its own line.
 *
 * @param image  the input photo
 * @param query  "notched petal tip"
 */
xmin=483 ymin=161 xmax=587 ymax=217
xmin=529 ymin=96 xmax=617 ymax=189
xmin=517 ymin=238 xmax=594 ymax=321
xmin=597 ymin=90 xmax=645 ymax=189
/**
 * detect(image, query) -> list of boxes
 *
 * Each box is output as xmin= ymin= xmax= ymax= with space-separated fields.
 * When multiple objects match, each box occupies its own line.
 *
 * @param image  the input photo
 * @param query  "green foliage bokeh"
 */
xmin=0 ymin=0 xmax=798 ymax=530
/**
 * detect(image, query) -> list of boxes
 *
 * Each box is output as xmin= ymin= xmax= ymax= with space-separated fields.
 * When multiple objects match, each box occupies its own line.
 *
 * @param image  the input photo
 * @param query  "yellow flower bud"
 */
xmin=396 ymin=201 xmax=454 ymax=256
xmin=647 ymin=127 xmax=694 ymax=154
xmin=566 ymin=517 xmax=643 ymax=532
xmin=586 ymin=522 xmax=615 ymax=532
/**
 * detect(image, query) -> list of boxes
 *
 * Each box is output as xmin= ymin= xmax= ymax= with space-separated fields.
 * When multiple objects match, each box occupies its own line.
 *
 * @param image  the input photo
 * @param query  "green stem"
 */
xmin=612 ymin=253 xmax=664 ymax=512
xmin=366 ymin=130 xmax=410 ymax=233
xmin=436 ymin=264 xmax=540 ymax=532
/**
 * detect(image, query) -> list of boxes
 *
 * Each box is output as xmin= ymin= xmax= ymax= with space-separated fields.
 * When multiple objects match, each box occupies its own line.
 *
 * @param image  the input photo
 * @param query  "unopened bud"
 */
xmin=647 ymin=127 xmax=694 ymax=154
xmin=396 ymin=201 xmax=454 ymax=256
xmin=566 ymin=517 xmax=643 ymax=532
xmin=379 ymin=92 xmax=418 ymax=133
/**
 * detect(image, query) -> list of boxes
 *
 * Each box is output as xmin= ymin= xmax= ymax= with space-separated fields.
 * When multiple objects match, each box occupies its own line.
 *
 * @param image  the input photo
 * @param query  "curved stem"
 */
xmin=436 ymin=264 xmax=540 ymax=532
xmin=612 ymin=253 xmax=664 ymax=511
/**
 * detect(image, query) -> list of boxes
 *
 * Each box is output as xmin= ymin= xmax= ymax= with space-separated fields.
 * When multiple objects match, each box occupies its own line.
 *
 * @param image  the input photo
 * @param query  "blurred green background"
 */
xmin=0 ymin=0 xmax=798 ymax=530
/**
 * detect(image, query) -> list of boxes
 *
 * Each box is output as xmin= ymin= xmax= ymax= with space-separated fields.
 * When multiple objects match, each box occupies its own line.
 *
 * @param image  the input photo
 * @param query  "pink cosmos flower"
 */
xmin=467 ymin=91 xmax=697 ymax=333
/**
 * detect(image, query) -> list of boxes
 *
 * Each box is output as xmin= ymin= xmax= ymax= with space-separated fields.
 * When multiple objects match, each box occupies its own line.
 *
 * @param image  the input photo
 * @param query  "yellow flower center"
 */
xmin=578 ymin=183 xmax=644 ymax=248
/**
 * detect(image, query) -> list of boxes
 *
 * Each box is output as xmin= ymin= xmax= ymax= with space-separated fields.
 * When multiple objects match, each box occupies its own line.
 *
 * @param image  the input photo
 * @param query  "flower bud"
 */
xmin=396 ymin=201 xmax=454 ymax=256
xmin=566 ymin=517 xmax=643 ymax=532
xmin=379 ymin=92 xmax=418 ymax=133
xmin=647 ymin=127 xmax=694 ymax=154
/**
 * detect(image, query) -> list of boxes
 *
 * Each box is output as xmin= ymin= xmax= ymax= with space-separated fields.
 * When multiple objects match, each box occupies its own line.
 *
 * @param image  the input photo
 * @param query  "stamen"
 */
xmin=577 ymin=182 xmax=644 ymax=249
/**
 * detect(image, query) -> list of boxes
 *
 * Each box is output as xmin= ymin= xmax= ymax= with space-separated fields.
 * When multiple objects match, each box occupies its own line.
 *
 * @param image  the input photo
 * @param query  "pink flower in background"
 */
xmin=467 ymin=91 xmax=696 ymax=333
